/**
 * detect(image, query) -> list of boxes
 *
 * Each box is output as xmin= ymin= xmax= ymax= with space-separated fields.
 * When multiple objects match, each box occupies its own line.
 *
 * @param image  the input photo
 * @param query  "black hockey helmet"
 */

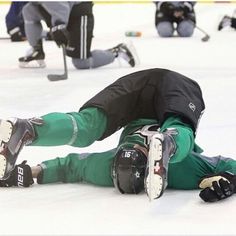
xmin=112 ymin=146 xmax=147 ymax=194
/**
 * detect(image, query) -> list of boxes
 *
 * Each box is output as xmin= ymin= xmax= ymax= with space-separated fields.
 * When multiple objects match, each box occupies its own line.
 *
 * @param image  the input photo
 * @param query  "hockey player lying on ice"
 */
xmin=0 ymin=68 xmax=236 ymax=203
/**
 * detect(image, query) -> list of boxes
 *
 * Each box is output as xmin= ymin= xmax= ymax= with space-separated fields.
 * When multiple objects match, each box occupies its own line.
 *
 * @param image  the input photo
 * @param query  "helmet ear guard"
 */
xmin=112 ymin=147 xmax=147 ymax=194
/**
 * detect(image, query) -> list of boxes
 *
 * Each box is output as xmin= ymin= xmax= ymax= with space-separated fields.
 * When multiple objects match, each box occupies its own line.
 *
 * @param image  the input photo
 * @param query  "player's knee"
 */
xmin=72 ymin=58 xmax=92 ymax=69
xmin=156 ymin=22 xmax=174 ymax=37
xmin=177 ymin=20 xmax=195 ymax=37
xmin=22 ymin=3 xmax=35 ymax=20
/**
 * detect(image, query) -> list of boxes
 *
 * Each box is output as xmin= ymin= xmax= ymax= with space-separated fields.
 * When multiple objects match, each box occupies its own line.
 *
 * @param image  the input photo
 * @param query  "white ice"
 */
xmin=0 ymin=2 xmax=236 ymax=235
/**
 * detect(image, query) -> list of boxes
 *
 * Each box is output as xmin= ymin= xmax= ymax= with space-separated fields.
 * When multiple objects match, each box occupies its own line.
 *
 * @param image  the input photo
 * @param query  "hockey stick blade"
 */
xmin=201 ymin=35 xmax=210 ymax=42
xmin=47 ymin=44 xmax=68 ymax=82
xmin=47 ymin=73 xmax=67 ymax=81
xmin=195 ymin=25 xmax=210 ymax=42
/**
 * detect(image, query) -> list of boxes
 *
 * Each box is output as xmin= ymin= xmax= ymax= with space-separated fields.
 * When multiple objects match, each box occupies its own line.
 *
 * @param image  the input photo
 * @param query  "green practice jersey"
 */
xmin=38 ymin=114 xmax=236 ymax=190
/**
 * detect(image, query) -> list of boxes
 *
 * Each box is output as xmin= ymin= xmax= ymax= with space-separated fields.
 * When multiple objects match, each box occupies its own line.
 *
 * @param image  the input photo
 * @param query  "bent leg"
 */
xmin=177 ymin=20 xmax=195 ymax=37
xmin=31 ymin=107 xmax=107 ymax=147
xmin=72 ymin=50 xmax=115 ymax=69
xmin=23 ymin=3 xmax=44 ymax=46
xmin=156 ymin=21 xmax=174 ymax=37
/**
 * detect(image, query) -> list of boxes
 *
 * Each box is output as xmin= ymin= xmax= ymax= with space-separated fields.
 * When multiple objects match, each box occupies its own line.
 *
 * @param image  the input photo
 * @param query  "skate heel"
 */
xmin=0 ymin=120 xmax=13 ymax=178
xmin=37 ymin=60 xmax=46 ymax=68
xmin=145 ymin=134 xmax=164 ymax=201
xmin=0 ymin=120 xmax=13 ymax=146
xmin=19 ymin=60 xmax=46 ymax=68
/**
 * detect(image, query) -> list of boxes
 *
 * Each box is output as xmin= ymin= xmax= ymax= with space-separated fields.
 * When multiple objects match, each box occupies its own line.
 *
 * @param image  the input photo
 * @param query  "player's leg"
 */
xmin=145 ymin=116 xmax=195 ymax=200
xmin=5 ymin=2 xmax=27 ymax=42
xmin=156 ymin=21 xmax=174 ymax=37
xmin=218 ymin=15 xmax=233 ymax=31
xmin=18 ymin=3 xmax=46 ymax=68
xmin=68 ymin=3 xmax=136 ymax=69
xmin=155 ymin=10 xmax=174 ymax=37
xmin=176 ymin=19 xmax=195 ymax=37
xmin=0 ymin=107 xmax=107 ymax=179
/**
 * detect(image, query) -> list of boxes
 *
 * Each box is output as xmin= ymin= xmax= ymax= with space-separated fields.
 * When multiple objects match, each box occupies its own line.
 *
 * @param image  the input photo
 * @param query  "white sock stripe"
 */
xmin=80 ymin=15 xmax=88 ymax=59
xmin=84 ymin=16 xmax=88 ymax=59
xmin=80 ymin=16 xmax=83 ymax=59
xmin=67 ymin=114 xmax=78 ymax=146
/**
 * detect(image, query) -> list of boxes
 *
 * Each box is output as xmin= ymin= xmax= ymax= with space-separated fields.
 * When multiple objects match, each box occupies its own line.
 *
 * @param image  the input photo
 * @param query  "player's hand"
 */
xmin=199 ymin=172 xmax=236 ymax=202
xmin=173 ymin=10 xmax=184 ymax=18
xmin=0 ymin=161 xmax=34 ymax=187
xmin=51 ymin=24 xmax=69 ymax=47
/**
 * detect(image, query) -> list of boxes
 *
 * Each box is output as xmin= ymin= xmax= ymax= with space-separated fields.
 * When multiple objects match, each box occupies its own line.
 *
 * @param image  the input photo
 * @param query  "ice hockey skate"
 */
xmin=110 ymin=43 xmax=138 ymax=67
xmin=19 ymin=40 xmax=46 ymax=68
xmin=218 ymin=15 xmax=232 ymax=31
xmin=145 ymin=129 xmax=177 ymax=201
xmin=0 ymin=118 xmax=38 ymax=180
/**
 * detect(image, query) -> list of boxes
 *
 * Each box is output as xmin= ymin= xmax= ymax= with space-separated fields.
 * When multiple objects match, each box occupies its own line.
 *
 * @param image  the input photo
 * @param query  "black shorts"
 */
xmin=66 ymin=2 xmax=94 ymax=59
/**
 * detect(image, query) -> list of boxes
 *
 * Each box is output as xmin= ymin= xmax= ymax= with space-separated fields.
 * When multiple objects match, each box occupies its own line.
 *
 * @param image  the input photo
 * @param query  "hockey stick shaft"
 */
xmin=182 ymin=16 xmax=210 ymax=41
xmin=47 ymin=44 xmax=68 ymax=81
xmin=195 ymin=25 xmax=210 ymax=40
xmin=62 ymin=44 xmax=68 ymax=78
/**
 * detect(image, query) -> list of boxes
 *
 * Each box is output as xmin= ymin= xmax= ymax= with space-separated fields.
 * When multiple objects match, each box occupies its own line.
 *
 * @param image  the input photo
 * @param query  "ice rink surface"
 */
xmin=0 ymin=2 xmax=236 ymax=235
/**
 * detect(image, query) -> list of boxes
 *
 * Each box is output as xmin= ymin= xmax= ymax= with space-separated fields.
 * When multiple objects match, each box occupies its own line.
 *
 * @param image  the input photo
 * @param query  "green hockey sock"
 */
xmin=31 ymin=108 xmax=107 ymax=147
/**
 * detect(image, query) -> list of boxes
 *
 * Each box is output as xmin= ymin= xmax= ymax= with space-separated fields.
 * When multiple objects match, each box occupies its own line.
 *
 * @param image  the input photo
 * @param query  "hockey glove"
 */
xmin=0 ymin=161 xmax=34 ymax=187
xmin=51 ymin=24 xmax=69 ymax=47
xmin=199 ymin=172 xmax=236 ymax=202
xmin=9 ymin=27 xmax=26 ymax=42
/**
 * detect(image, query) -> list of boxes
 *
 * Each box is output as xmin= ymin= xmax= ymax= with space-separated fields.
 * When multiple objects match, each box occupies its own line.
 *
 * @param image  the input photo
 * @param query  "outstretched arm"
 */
xmin=199 ymin=172 xmax=236 ymax=202
xmin=0 ymin=149 xmax=116 ymax=188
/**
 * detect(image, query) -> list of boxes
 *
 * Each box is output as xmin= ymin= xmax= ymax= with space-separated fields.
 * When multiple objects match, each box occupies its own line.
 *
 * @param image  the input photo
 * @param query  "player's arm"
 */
xmin=40 ymin=2 xmax=71 ymax=46
xmin=0 ymin=149 xmax=116 ymax=188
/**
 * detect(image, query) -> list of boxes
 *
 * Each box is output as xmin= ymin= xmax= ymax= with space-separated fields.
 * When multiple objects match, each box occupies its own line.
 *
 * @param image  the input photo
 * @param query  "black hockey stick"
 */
xmin=47 ymin=44 xmax=68 ymax=81
xmin=182 ymin=16 xmax=210 ymax=42
xmin=195 ymin=25 xmax=210 ymax=42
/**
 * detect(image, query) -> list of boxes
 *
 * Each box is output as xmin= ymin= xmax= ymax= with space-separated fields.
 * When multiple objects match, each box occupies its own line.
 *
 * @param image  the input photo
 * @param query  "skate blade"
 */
xmin=125 ymin=40 xmax=140 ymax=66
xmin=0 ymin=120 xmax=13 ymax=179
xmin=19 ymin=60 xmax=46 ymax=68
xmin=0 ymin=154 xmax=6 ymax=179
xmin=146 ymin=134 xmax=164 ymax=201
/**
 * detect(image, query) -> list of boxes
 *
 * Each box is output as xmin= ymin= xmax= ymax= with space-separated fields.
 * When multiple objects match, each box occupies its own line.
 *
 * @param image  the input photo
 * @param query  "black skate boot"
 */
xmin=110 ymin=43 xmax=136 ymax=67
xmin=145 ymin=128 xmax=177 ymax=201
xmin=218 ymin=15 xmax=232 ymax=31
xmin=0 ymin=118 xmax=42 ymax=180
xmin=19 ymin=40 xmax=46 ymax=68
